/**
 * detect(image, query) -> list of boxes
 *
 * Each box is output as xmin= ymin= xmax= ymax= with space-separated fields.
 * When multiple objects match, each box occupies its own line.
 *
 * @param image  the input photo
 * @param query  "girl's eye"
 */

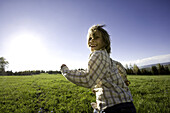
xmin=89 ymin=37 xmax=92 ymax=41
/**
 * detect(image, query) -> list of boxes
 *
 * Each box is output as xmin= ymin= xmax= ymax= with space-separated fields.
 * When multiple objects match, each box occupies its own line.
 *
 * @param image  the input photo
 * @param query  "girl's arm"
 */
xmin=60 ymin=51 xmax=108 ymax=88
xmin=116 ymin=61 xmax=131 ymax=86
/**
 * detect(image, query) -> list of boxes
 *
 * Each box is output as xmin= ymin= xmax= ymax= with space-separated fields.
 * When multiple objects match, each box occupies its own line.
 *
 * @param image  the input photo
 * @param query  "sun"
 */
xmin=9 ymin=32 xmax=42 ymax=55
xmin=7 ymin=31 xmax=48 ymax=71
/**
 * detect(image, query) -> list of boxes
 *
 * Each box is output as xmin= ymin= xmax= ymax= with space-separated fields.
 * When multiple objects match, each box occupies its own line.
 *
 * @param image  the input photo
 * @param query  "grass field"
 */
xmin=0 ymin=74 xmax=169 ymax=113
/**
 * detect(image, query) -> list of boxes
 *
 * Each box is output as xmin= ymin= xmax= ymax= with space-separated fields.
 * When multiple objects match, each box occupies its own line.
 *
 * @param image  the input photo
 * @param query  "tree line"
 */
xmin=125 ymin=64 xmax=170 ymax=75
xmin=0 ymin=57 xmax=61 ymax=76
xmin=0 ymin=57 xmax=170 ymax=76
xmin=3 ymin=70 xmax=61 ymax=76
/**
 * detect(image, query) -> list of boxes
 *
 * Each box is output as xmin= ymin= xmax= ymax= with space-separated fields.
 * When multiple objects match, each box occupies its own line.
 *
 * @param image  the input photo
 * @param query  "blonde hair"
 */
xmin=87 ymin=24 xmax=111 ymax=54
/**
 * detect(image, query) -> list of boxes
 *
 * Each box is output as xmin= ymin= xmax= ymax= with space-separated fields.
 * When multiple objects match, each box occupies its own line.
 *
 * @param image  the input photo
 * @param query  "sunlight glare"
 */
xmin=7 ymin=32 xmax=49 ymax=71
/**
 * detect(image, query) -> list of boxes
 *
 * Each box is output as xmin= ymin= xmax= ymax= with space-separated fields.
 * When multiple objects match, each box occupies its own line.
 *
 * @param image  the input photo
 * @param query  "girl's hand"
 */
xmin=61 ymin=64 xmax=66 ymax=69
xmin=125 ymin=80 xmax=131 ymax=86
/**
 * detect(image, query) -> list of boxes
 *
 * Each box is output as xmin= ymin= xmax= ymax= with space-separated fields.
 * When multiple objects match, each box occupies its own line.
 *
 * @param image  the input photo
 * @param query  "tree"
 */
xmin=157 ymin=64 xmax=166 ymax=75
xmin=151 ymin=66 xmax=158 ymax=75
xmin=133 ymin=64 xmax=141 ymax=75
xmin=129 ymin=64 xmax=134 ymax=75
xmin=164 ymin=66 xmax=170 ymax=75
xmin=141 ymin=68 xmax=151 ymax=75
xmin=125 ymin=64 xmax=130 ymax=74
xmin=125 ymin=64 xmax=134 ymax=75
xmin=0 ymin=57 xmax=9 ymax=75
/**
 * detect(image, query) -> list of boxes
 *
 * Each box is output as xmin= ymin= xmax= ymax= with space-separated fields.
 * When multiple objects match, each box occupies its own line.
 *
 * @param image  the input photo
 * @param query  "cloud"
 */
xmin=122 ymin=54 xmax=170 ymax=66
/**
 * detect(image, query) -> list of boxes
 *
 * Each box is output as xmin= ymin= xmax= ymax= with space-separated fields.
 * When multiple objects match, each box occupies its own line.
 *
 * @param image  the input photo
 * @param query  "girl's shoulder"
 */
xmin=111 ymin=59 xmax=125 ymax=70
xmin=111 ymin=59 xmax=120 ymax=65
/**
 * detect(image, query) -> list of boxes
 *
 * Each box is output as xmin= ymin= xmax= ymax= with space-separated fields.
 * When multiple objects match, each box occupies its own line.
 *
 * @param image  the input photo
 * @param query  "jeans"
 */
xmin=94 ymin=102 xmax=136 ymax=113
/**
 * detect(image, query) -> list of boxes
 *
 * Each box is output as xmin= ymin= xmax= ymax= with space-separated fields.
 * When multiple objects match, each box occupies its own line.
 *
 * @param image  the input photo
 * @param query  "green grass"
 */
xmin=128 ymin=75 xmax=170 ymax=113
xmin=0 ymin=74 xmax=95 ymax=113
xmin=0 ymin=74 xmax=169 ymax=113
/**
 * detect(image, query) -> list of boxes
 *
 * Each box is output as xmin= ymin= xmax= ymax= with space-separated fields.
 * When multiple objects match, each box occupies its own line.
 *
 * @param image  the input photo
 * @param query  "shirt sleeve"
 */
xmin=60 ymin=51 xmax=108 ymax=88
xmin=115 ymin=61 xmax=128 ymax=82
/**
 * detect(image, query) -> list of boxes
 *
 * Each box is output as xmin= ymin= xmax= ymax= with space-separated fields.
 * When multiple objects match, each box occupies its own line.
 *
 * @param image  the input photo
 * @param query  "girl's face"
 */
xmin=88 ymin=30 xmax=106 ymax=52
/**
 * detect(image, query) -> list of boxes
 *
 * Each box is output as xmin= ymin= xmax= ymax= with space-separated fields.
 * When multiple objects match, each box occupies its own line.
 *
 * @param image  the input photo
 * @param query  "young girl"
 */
xmin=61 ymin=25 xmax=136 ymax=113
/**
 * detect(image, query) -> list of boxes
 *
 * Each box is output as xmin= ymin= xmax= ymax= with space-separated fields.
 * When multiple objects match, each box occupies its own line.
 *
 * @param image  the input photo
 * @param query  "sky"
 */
xmin=0 ymin=0 xmax=170 ymax=72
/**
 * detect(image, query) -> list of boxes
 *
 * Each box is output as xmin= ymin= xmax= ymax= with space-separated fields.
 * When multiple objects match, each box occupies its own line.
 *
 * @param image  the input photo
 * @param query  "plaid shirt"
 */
xmin=61 ymin=49 xmax=133 ymax=110
xmin=112 ymin=60 xmax=128 ymax=83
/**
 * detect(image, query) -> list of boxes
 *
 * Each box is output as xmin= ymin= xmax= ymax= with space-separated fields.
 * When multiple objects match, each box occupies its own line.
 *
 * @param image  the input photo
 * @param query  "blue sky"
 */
xmin=0 ymin=0 xmax=170 ymax=71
